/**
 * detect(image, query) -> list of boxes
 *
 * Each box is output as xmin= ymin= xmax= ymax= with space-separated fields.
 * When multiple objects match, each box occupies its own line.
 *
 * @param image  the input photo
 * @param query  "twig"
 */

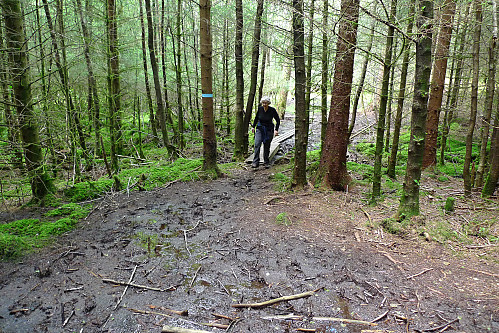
xmin=232 ymin=288 xmax=322 ymax=309
xmin=463 ymin=268 xmax=499 ymax=278
xmin=423 ymin=318 xmax=459 ymax=332
xmin=211 ymin=313 xmax=237 ymax=321
xmin=162 ymin=325 xmax=213 ymax=333
xmin=406 ymin=268 xmax=434 ymax=280
xmin=114 ymin=265 xmax=137 ymax=310
xmin=201 ymin=323 xmax=229 ymax=329
xmin=371 ymin=310 xmax=389 ymax=323
xmin=360 ymin=207 xmax=372 ymax=226
xmin=182 ymin=221 xmax=201 ymax=256
xmin=130 ymin=308 xmax=171 ymax=318
xmin=189 ymin=266 xmax=202 ymax=289
xmin=62 ymin=310 xmax=74 ymax=327
xmin=102 ymin=278 xmax=175 ymax=292
xmin=261 ymin=314 xmax=304 ymax=320
xmin=64 ymin=286 xmax=84 ymax=293
xmin=312 ymin=317 xmax=378 ymax=326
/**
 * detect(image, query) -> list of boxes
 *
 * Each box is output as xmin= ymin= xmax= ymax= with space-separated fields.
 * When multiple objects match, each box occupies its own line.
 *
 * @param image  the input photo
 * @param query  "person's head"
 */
xmin=260 ymin=97 xmax=271 ymax=106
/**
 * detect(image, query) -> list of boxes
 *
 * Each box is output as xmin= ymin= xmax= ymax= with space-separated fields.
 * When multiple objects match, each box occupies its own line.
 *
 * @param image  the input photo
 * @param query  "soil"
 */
xmin=0 ymin=117 xmax=498 ymax=333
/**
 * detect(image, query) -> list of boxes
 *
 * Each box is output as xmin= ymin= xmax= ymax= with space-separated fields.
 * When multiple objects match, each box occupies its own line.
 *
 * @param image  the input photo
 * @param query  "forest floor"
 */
xmin=0 ymin=116 xmax=498 ymax=333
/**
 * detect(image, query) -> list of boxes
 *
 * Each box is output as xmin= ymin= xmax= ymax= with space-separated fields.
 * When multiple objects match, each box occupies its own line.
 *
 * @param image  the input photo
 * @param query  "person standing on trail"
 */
xmin=251 ymin=96 xmax=280 ymax=169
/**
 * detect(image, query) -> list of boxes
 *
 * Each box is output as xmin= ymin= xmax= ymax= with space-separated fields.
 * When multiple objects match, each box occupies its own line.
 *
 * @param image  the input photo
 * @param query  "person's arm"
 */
xmin=273 ymin=108 xmax=280 ymax=134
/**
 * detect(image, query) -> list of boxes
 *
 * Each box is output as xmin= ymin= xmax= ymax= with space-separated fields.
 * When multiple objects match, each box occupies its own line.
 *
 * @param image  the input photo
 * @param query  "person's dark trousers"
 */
xmin=252 ymin=127 xmax=274 ymax=166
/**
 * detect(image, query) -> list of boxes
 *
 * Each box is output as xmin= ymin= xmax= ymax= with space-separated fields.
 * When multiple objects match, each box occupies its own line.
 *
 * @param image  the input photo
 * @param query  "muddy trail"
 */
xmin=0 ymin=165 xmax=498 ymax=333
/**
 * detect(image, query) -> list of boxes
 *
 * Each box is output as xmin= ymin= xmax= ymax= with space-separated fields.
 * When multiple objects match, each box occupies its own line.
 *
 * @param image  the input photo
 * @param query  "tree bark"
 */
xmin=316 ymin=0 xmax=360 ymax=190
xmin=139 ymin=0 xmax=159 ymax=144
xmin=348 ymin=16 xmax=375 ymax=140
xmin=233 ymin=0 xmax=245 ymax=160
xmin=175 ymin=0 xmax=184 ymax=149
xmin=106 ymin=0 xmax=122 ymax=172
xmin=3 ymin=0 xmax=53 ymax=201
xmin=292 ymin=0 xmax=308 ymax=189
xmin=422 ymin=0 xmax=456 ymax=169
xmin=199 ymin=0 xmax=220 ymax=175
xmin=144 ymin=0 xmax=175 ymax=155
xmin=463 ymin=0 xmax=482 ymax=196
xmin=397 ymin=0 xmax=433 ymax=218
xmin=440 ymin=3 xmax=471 ymax=165
xmin=372 ymin=0 xmax=397 ymax=200
xmin=304 ymin=0 xmax=315 ymax=113
xmin=476 ymin=0 xmax=498 ymax=187
xmin=387 ymin=0 xmax=416 ymax=178
xmin=242 ymin=0 xmax=264 ymax=155
xmin=482 ymin=106 xmax=499 ymax=196
xmin=76 ymin=0 xmax=102 ymax=157
xmin=320 ymin=0 xmax=328 ymax=151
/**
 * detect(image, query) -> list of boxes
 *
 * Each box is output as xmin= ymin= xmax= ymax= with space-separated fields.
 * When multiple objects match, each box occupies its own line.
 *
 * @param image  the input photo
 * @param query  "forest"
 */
xmin=0 ymin=0 xmax=498 ymax=241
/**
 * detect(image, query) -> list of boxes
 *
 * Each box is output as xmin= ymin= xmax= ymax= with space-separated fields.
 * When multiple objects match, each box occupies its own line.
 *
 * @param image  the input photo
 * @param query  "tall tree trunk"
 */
xmin=76 ymin=0 xmax=101 ymax=157
xmin=476 ymin=0 xmax=498 ymax=187
xmin=42 ymin=0 xmax=90 ymax=171
xmin=0 ymin=21 xmax=23 ymax=169
xmin=320 ymin=0 xmax=328 ymax=150
xmin=397 ymin=0 xmax=433 ymax=218
xmin=106 ymin=0 xmax=122 ymax=172
xmin=242 ymin=0 xmax=264 ymax=155
xmin=372 ymin=0 xmax=397 ymax=201
xmin=222 ymin=12 xmax=230 ymax=136
xmin=422 ymin=0 xmax=456 ymax=169
xmin=292 ymin=0 xmax=308 ymax=189
xmin=199 ymin=0 xmax=220 ymax=175
xmin=36 ymin=0 xmax=56 ymax=171
xmin=144 ymin=0 xmax=175 ymax=155
xmin=304 ymin=0 xmax=315 ymax=112
xmin=385 ymin=57 xmax=396 ymax=153
xmin=348 ymin=16 xmax=375 ymax=140
xmin=463 ymin=0 xmax=482 ymax=196
xmin=316 ymin=0 xmax=360 ymax=190
xmin=440 ymin=3 xmax=471 ymax=164
xmin=233 ymin=0 xmax=245 ymax=160
xmin=257 ymin=45 xmax=268 ymax=108
xmin=387 ymin=0 xmax=416 ymax=178
xmin=277 ymin=62 xmax=292 ymax=118
xmin=161 ymin=0 xmax=178 ymax=140
xmin=139 ymin=0 xmax=159 ymax=144
xmin=175 ymin=0 xmax=184 ymax=149
xmin=482 ymin=106 xmax=499 ymax=196
xmin=3 ymin=0 xmax=53 ymax=201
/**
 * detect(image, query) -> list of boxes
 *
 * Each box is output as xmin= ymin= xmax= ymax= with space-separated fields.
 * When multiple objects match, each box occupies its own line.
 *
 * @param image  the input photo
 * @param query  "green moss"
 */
xmin=275 ymin=212 xmax=292 ymax=226
xmin=0 ymin=216 xmax=80 ymax=259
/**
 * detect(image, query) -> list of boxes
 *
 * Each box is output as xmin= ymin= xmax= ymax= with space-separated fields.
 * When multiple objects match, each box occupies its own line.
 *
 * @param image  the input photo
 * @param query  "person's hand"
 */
xmin=274 ymin=130 xmax=278 ymax=136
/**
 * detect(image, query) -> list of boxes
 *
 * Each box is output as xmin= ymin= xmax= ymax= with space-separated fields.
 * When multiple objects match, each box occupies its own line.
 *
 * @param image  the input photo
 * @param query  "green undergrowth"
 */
xmin=64 ymin=158 xmax=203 ymax=202
xmin=0 ymin=203 xmax=91 ymax=259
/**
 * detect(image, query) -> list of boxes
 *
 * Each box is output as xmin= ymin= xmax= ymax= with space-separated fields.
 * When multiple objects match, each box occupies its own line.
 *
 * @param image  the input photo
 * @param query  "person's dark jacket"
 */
xmin=252 ymin=106 xmax=280 ymax=132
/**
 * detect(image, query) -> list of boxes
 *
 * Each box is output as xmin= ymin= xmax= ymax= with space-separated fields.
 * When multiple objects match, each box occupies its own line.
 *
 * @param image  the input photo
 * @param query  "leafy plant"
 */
xmin=275 ymin=212 xmax=292 ymax=226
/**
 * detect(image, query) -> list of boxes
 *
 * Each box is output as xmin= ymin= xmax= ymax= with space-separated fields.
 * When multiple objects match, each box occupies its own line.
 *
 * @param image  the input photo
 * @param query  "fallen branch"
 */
xmin=360 ymin=207 xmax=372 ymax=227
xmin=162 ymin=326 xmax=213 ymax=333
xmin=62 ymin=310 xmax=74 ymax=327
xmin=463 ymin=268 xmax=499 ymax=279
xmin=148 ymin=305 xmax=188 ymax=316
xmin=261 ymin=313 xmax=304 ymax=320
xmin=406 ymin=268 xmax=433 ymax=280
xmin=114 ymin=265 xmax=137 ymax=310
xmin=102 ymin=278 xmax=175 ymax=292
xmin=371 ymin=310 xmax=389 ymax=323
xmin=232 ymin=288 xmax=322 ymax=309
xmin=129 ymin=308 xmax=171 ymax=318
xmin=201 ymin=323 xmax=229 ymax=329
xmin=422 ymin=317 xmax=459 ymax=332
xmin=312 ymin=317 xmax=378 ymax=326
